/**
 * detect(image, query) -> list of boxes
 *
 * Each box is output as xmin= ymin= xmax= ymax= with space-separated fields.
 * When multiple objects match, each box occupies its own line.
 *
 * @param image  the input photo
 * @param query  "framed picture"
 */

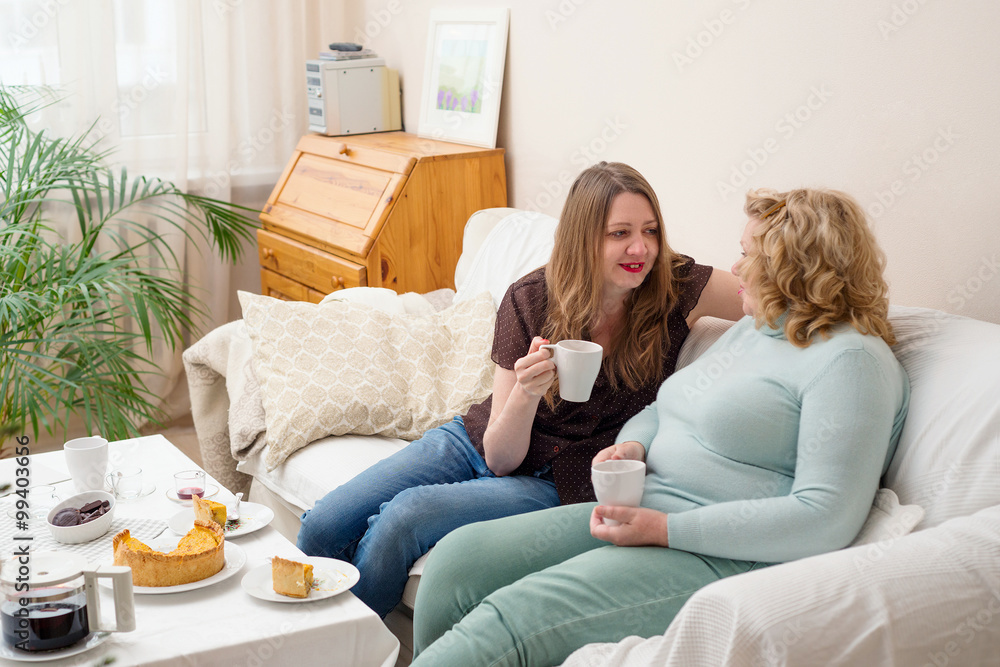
xmin=417 ymin=8 xmax=509 ymax=148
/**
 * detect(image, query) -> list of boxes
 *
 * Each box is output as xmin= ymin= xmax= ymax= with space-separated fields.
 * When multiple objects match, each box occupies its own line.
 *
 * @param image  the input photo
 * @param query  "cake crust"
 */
xmin=113 ymin=520 xmax=225 ymax=587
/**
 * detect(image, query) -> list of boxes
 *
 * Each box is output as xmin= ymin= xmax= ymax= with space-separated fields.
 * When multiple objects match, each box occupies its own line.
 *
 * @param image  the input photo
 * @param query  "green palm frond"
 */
xmin=0 ymin=84 xmax=260 ymax=451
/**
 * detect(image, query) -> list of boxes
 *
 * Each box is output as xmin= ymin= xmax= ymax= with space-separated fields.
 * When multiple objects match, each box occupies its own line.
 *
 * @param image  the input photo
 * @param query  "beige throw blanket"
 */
xmin=182 ymin=320 xmax=265 ymax=495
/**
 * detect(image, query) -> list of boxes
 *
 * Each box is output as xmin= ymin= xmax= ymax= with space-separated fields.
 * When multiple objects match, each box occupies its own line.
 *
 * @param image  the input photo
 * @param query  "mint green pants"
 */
xmin=412 ymin=503 xmax=769 ymax=667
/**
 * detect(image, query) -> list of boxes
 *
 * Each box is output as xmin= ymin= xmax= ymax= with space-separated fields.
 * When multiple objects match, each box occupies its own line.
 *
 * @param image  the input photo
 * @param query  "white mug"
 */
xmin=591 ymin=459 xmax=646 ymax=526
xmin=64 ymin=436 xmax=109 ymax=494
xmin=540 ymin=340 xmax=603 ymax=402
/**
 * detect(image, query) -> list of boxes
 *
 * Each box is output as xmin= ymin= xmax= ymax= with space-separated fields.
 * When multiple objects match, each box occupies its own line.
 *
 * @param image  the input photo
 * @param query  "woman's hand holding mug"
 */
xmin=513 ymin=337 xmax=558 ymax=397
xmin=592 ymin=441 xmax=646 ymax=465
xmin=590 ymin=506 xmax=670 ymax=547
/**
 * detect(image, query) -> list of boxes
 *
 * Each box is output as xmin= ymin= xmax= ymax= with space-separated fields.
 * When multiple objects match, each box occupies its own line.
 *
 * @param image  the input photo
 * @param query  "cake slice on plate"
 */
xmin=192 ymin=494 xmax=227 ymax=528
xmin=272 ymin=556 xmax=314 ymax=598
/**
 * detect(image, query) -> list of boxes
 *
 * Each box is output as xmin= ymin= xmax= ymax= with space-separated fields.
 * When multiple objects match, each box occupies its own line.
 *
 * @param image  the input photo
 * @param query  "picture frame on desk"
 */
xmin=417 ymin=8 xmax=509 ymax=149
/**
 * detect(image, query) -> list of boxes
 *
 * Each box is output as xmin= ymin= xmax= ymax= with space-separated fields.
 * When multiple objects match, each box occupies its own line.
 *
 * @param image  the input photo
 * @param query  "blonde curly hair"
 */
xmin=742 ymin=188 xmax=896 ymax=347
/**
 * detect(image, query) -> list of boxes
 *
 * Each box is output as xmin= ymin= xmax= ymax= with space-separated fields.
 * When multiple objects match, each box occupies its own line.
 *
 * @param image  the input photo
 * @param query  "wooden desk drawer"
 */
xmin=258 ymin=229 xmax=366 ymax=294
xmin=260 ymin=268 xmax=326 ymax=304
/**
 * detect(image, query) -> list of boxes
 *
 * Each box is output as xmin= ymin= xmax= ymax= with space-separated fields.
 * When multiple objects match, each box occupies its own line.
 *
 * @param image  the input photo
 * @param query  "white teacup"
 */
xmin=591 ymin=459 xmax=646 ymax=526
xmin=540 ymin=340 xmax=603 ymax=402
xmin=64 ymin=436 xmax=109 ymax=494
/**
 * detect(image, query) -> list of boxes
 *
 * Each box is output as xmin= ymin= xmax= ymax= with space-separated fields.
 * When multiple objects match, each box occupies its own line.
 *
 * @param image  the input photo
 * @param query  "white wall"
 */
xmin=344 ymin=0 xmax=999 ymax=324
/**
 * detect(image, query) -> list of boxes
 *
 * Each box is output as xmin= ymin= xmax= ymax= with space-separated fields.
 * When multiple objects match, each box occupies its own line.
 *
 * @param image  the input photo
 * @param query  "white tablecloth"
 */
xmin=0 ymin=434 xmax=399 ymax=666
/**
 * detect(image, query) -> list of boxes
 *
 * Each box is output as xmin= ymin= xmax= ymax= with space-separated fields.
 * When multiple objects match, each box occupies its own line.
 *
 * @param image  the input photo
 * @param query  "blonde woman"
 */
xmin=412 ymin=188 xmax=911 ymax=666
xmin=296 ymin=162 xmax=743 ymax=618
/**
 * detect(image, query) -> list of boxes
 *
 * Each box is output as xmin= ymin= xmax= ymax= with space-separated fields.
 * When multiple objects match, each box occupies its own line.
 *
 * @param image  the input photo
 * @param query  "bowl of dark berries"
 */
xmin=46 ymin=491 xmax=116 ymax=544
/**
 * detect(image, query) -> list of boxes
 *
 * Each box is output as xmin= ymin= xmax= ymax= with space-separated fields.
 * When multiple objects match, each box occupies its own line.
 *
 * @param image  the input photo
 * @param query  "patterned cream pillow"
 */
xmin=239 ymin=290 xmax=496 ymax=471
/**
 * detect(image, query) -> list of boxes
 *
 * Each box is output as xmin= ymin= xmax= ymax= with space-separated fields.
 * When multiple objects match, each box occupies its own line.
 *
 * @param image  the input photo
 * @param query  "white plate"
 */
xmin=241 ymin=557 xmax=360 ymax=603
xmin=167 ymin=501 xmax=275 ymax=539
xmin=103 ymin=538 xmax=246 ymax=595
xmin=165 ymin=484 xmax=219 ymax=505
xmin=0 ymin=632 xmax=110 ymax=663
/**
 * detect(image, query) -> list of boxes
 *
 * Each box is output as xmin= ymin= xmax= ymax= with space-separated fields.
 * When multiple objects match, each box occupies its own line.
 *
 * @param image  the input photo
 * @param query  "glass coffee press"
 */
xmin=1 ymin=551 xmax=134 ymax=653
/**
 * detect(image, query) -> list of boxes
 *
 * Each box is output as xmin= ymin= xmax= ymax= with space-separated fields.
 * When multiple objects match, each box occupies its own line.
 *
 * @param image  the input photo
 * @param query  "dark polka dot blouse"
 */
xmin=462 ymin=258 xmax=712 ymax=504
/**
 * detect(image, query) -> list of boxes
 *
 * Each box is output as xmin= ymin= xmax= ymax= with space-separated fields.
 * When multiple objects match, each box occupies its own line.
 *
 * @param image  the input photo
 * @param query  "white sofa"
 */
xmin=185 ymin=208 xmax=1000 ymax=666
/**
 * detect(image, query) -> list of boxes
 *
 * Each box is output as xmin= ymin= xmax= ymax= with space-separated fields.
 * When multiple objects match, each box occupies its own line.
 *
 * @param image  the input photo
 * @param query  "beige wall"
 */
xmin=342 ymin=0 xmax=999 ymax=324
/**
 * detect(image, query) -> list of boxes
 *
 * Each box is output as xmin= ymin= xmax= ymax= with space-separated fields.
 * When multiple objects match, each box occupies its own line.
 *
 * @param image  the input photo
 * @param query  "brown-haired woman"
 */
xmin=297 ymin=161 xmax=744 ymax=618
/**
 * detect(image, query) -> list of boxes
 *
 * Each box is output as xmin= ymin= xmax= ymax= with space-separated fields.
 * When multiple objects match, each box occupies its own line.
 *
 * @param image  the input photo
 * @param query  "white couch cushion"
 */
xmin=239 ymin=290 xmax=496 ymax=471
xmin=676 ymin=317 xmax=736 ymax=370
xmin=453 ymin=209 xmax=559 ymax=308
xmin=238 ymin=433 xmax=410 ymax=512
xmin=883 ymin=306 xmax=1000 ymax=529
xmin=454 ymin=207 xmax=521 ymax=290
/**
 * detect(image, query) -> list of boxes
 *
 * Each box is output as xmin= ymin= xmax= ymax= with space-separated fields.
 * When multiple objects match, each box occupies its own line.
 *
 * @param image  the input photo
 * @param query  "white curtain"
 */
xmin=1 ymin=0 xmax=346 ymax=423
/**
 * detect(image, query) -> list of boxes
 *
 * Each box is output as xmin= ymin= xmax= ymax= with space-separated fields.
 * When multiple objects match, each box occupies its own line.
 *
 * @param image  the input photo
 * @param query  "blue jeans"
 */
xmin=296 ymin=417 xmax=560 ymax=618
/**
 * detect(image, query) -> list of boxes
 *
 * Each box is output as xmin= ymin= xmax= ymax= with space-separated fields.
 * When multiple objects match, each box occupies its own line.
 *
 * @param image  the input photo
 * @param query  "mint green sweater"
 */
xmin=617 ymin=315 xmax=910 ymax=563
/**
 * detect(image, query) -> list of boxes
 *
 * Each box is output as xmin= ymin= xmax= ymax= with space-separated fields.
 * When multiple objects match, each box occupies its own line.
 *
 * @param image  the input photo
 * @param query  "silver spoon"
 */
xmin=230 ymin=492 xmax=243 ymax=520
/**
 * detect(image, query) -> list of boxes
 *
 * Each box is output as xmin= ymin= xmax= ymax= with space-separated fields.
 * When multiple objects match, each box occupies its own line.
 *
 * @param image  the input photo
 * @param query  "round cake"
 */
xmin=113 ymin=520 xmax=225 ymax=587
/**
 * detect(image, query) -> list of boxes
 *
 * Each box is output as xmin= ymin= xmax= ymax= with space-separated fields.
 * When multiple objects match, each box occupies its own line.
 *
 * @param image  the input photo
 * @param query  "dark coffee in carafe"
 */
xmin=1 ymin=590 xmax=89 ymax=651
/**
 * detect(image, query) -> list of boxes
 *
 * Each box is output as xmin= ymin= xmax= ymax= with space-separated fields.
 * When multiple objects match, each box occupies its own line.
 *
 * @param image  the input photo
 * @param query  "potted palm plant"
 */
xmin=0 ymin=85 xmax=259 ymax=455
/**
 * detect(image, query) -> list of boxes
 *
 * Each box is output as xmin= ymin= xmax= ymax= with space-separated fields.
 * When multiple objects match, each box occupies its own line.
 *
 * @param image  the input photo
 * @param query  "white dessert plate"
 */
xmin=167 ymin=501 xmax=275 ymax=539
xmin=103 ymin=538 xmax=246 ymax=595
xmin=0 ymin=631 xmax=110 ymax=663
xmin=165 ymin=484 xmax=219 ymax=505
xmin=241 ymin=557 xmax=360 ymax=603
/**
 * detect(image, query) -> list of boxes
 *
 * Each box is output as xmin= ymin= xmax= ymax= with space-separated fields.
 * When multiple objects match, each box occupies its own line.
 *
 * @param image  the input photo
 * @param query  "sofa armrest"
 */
xmin=562 ymin=503 xmax=1000 ymax=666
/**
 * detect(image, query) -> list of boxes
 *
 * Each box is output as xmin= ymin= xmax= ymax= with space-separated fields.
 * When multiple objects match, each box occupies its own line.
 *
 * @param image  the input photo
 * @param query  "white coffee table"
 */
xmin=0 ymin=434 xmax=400 ymax=666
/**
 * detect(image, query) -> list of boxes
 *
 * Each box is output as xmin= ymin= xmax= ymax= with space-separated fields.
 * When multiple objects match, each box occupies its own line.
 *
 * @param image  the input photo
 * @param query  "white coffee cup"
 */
xmin=64 ymin=436 xmax=109 ymax=494
xmin=591 ymin=459 xmax=646 ymax=526
xmin=540 ymin=340 xmax=603 ymax=402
